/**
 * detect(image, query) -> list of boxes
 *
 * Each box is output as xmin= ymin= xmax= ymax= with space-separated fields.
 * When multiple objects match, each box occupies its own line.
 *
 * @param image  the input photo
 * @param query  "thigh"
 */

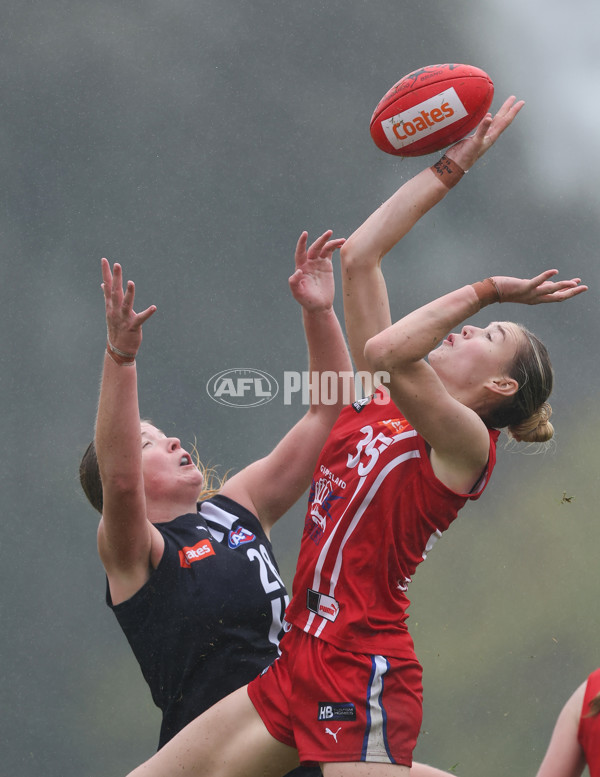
xmin=128 ymin=685 xmax=299 ymax=777
xmin=322 ymin=763 xmax=410 ymax=777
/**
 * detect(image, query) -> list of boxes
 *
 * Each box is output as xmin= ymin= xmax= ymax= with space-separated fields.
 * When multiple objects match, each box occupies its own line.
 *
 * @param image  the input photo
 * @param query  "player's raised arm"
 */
xmin=220 ymin=231 xmax=353 ymax=532
xmin=88 ymin=261 xmax=165 ymax=603
xmin=341 ymin=96 xmax=524 ymax=393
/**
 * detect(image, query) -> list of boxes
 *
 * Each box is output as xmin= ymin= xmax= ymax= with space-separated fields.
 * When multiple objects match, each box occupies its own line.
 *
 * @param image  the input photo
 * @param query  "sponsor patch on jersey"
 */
xmin=227 ymin=527 xmax=256 ymax=548
xmin=317 ymin=702 xmax=356 ymax=721
xmin=306 ymin=589 xmax=340 ymax=622
xmin=178 ymin=539 xmax=216 ymax=568
xmin=377 ymin=417 xmax=407 ymax=436
xmin=351 ymin=395 xmax=372 ymax=413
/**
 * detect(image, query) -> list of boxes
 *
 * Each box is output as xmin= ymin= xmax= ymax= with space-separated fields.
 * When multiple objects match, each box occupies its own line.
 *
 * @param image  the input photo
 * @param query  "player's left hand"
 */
xmin=289 ymin=230 xmax=345 ymax=312
xmin=445 ymin=95 xmax=525 ymax=171
xmin=102 ymin=258 xmax=157 ymax=356
xmin=493 ymin=270 xmax=588 ymax=304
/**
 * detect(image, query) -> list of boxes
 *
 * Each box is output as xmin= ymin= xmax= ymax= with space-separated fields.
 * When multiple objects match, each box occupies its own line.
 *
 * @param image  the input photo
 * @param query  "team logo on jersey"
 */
xmin=307 ymin=589 xmax=340 ymax=622
xmin=306 ymin=477 xmax=344 ymax=543
xmin=227 ymin=527 xmax=256 ymax=548
xmin=178 ymin=539 xmax=216 ymax=568
xmin=318 ymin=702 xmax=356 ymax=721
xmin=310 ymin=478 xmax=333 ymax=532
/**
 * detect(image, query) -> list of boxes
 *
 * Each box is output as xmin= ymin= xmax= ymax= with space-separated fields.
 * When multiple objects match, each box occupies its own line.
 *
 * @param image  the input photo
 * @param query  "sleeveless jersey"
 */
xmin=578 ymin=668 xmax=600 ymax=776
xmin=107 ymin=494 xmax=289 ymax=749
xmin=285 ymin=388 xmax=499 ymax=659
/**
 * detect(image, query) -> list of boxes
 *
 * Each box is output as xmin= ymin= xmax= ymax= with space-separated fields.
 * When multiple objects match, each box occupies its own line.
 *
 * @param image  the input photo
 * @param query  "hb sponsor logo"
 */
xmin=318 ymin=702 xmax=356 ymax=721
xmin=178 ymin=539 xmax=216 ymax=568
xmin=227 ymin=527 xmax=256 ymax=549
xmin=381 ymin=86 xmax=468 ymax=151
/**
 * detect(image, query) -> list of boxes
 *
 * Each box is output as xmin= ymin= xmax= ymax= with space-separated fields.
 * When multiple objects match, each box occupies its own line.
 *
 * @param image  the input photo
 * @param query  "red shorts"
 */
xmin=247 ymin=626 xmax=422 ymax=767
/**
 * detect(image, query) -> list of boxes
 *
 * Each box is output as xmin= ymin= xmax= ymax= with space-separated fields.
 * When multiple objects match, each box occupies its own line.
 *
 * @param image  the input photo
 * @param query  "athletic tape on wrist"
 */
xmin=471 ymin=277 xmax=501 ymax=309
xmin=430 ymin=155 xmax=467 ymax=189
xmin=106 ymin=340 xmax=136 ymax=366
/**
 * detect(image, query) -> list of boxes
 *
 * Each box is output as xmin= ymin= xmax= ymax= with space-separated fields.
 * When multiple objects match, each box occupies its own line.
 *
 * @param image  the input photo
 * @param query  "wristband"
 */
xmin=106 ymin=339 xmax=136 ymax=366
xmin=430 ymin=154 xmax=467 ymax=189
xmin=471 ymin=277 xmax=501 ymax=309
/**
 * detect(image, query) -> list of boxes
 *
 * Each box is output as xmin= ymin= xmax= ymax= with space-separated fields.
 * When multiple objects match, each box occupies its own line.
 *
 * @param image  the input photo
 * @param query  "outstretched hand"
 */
xmin=445 ymin=96 xmax=525 ymax=171
xmin=288 ymin=230 xmax=345 ymax=312
xmin=101 ymin=258 xmax=157 ymax=357
xmin=493 ymin=270 xmax=588 ymax=304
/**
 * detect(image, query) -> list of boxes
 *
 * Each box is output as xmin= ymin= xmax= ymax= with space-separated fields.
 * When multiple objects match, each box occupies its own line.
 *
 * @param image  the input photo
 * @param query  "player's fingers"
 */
xmin=294 ymin=231 xmax=308 ymax=267
xmin=540 ymin=285 xmax=587 ymax=302
xmin=543 ymin=280 xmax=586 ymax=296
xmin=101 ymin=257 xmax=112 ymax=284
xmin=530 ymin=269 xmax=559 ymax=287
xmin=508 ymin=99 xmax=525 ymax=118
xmin=493 ymin=97 xmax=525 ymax=131
xmin=321 ymin=238 xmax=346 ymax=257
xmin=110 ymin=263 xmax=125 ymax=303
xmin=473 ymin=113 xmax=493 ymax=140
xmin=307 ymin=230 xmax=334 ymax=257
xmin=101 ymin=259 xmax=113 ymax=301
xmin=495 ymin=95 xmax=517 ymax=116
xmin=122 ymin=279 xmax=136 ymax=312
xmin=564 ymin=284 xmax=588 ymax=297
xmin=136 ymin=305 xmax=157 ymax=325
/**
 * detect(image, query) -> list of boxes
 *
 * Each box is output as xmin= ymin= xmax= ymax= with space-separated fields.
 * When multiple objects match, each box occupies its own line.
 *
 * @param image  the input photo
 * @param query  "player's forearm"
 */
xmin=341 ymin=167 xmax=448 ymax=271
xmin=365 ymin=284 xmax=481 ymax=372
xmin=340 ymin=166 xmax=450 ymax=377
xmin=302 ymin=306 xmax=353 ymax=409
xmin=95 ymin=354 xmax=144 ymax=488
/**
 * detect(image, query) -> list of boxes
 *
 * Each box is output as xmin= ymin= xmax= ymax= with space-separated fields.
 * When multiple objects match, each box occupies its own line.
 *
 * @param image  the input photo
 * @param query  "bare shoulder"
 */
xmin=97 ymin=518 xmax=165 ymax=605
xmin=563 ymin=680 xmax=587 ymax=722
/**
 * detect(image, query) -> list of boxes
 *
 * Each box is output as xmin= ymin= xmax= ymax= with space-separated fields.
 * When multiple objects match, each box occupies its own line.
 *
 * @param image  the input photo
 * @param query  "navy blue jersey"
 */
xmin=107 ymin=494 xmax=290 ymax=748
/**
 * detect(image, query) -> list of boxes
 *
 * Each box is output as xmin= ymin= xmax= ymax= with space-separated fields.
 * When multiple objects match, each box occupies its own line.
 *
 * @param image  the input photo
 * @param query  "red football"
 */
xmin=369 ymin=63 xmax=494 ymax=157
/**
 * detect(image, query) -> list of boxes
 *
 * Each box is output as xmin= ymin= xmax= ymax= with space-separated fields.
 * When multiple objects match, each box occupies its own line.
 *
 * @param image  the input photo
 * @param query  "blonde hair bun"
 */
xmin=508 ymin=402 xmax=554 ymax=443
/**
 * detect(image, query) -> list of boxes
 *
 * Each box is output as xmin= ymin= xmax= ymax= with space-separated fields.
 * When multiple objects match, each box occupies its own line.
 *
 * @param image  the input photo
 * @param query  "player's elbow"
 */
xmin=340 ymin=238 xmax=377 ymax=275
xmin=99 ymin=470 xmax=142 ymax=502
xmin=364 ymin=333 xmax=396 ymax=374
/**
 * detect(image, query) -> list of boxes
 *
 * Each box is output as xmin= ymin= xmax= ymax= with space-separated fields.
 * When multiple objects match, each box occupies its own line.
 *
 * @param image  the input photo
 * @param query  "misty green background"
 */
xmin=2 ymin=1 xmax=599 ymax=776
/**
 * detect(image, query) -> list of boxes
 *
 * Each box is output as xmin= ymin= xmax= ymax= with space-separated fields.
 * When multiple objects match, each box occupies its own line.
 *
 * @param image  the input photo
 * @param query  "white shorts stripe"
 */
xmin=362 ymin=654 xmax=394 ymax=762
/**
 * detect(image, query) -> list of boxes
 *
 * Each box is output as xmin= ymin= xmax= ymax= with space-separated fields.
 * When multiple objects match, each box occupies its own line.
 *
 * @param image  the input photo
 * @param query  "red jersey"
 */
xmin=578 ymin=668 xmax=600 ymax=776
xmin=285 ymin=388 xmax=499 ymax=659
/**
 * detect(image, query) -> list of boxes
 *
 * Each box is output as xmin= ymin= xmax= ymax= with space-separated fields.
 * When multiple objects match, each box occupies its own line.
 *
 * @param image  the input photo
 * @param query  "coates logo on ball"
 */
xmin=380 ymin=86 xmax=468 ymax=152
xmin=370 ymin=63 xmax=494 ymax=157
